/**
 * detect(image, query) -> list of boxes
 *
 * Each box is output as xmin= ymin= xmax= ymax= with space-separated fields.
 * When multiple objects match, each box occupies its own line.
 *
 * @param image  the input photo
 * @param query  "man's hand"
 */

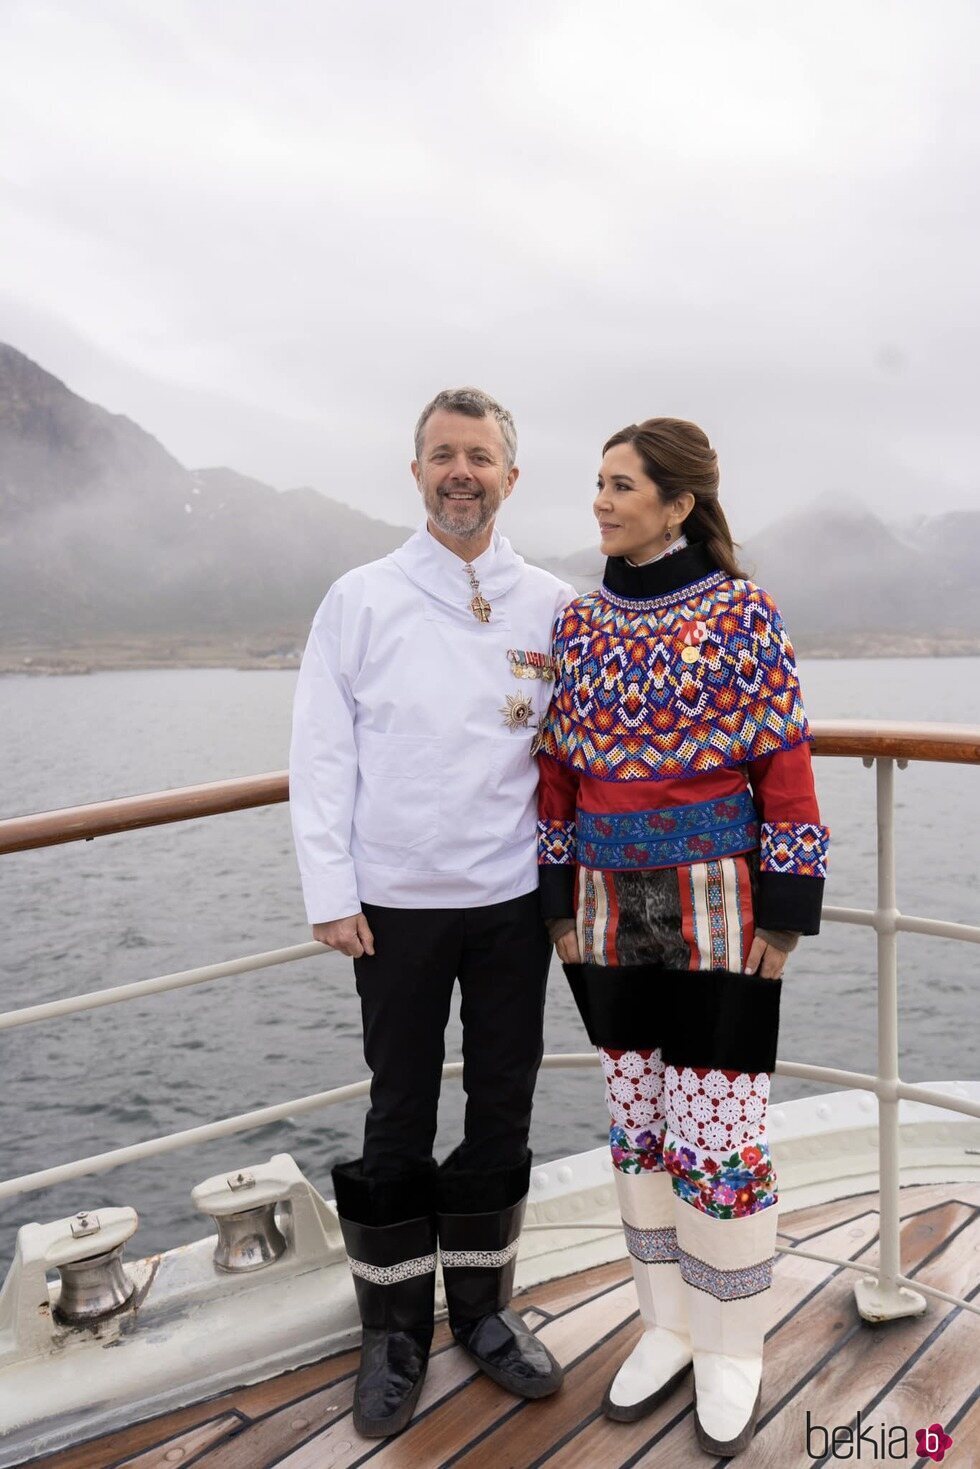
xmin=555 ymin=929 xmax=581 ymax=964
xmin=744 ymin=935 xmax=787 ymax=980
xmin=312 ymin=912 xmax=376 ymax=958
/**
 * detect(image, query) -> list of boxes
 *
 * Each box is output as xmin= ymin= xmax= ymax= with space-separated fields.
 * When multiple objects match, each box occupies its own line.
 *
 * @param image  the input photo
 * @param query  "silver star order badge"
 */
xmin=499 ymin=693 xmax=535 ymax=730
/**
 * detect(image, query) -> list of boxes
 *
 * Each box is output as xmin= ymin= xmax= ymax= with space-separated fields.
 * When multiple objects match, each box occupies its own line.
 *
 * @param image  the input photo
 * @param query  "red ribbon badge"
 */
xmin=678 ymin=619 xmax=708 ymax=647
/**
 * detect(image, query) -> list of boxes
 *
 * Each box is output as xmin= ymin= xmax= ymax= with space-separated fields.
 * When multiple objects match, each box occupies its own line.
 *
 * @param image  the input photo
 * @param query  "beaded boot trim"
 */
xmin=347 ymin=1251 xmax=437 ymax=1286
xmin=440 ymin=1238 xmax=521 ymax=1269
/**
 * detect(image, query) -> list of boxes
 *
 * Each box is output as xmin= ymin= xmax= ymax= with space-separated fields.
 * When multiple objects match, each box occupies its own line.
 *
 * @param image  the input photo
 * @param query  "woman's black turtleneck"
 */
xmin=601 ymin=542 xmax=718 ymax=601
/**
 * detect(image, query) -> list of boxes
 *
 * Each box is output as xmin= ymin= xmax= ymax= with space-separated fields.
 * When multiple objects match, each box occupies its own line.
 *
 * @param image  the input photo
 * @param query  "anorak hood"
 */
xmin=389 ymin=524 xmax=527 ymax=614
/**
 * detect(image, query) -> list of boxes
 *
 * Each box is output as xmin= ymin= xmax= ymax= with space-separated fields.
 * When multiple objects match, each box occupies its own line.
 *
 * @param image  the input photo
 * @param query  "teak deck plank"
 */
xmin=191 ymin=1380 xmax=358 ymax=1468
xmin=729 ymin=1205 xmax=979 ymax=1469
xmin=774 ymin=1179 xmax=976 ymax=1242
xmin=774 ymin=1186 xmax=880 ymax=1241
xmin=512 ymin=1257 xmax=630 ymax=1316
xmin=448 ymin=1316 xmax=643 ymax=1469
xmin=946 ymin=1387 xmax=980 ymax=1465
xmin=33 ymin=1402 xmax=252 ymax=1469
xmin=218 ymin=1345 xmax=361 ymax=1418
xmin=116 ymin=1413 xmax=244 ymax=1467
xmin=27 ymin=1186 xmax=979 ymax=1469
xmin=868 ymin=1300 xmax=980 ymax=1451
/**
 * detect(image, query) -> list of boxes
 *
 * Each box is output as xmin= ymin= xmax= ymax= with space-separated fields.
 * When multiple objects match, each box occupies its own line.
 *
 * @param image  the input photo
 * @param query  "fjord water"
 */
xmin=0 ymin=660 xmax=976 ymax=1266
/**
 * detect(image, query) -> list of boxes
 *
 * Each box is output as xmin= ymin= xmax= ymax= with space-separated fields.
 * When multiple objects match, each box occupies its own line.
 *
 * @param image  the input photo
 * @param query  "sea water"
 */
xmin=0 ymin=660 xmax=976 ymax=1264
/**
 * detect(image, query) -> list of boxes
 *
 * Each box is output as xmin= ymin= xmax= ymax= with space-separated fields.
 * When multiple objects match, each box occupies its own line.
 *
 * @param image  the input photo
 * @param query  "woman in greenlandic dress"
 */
xmin=536 ymin=418 xmax=828 ymax=1457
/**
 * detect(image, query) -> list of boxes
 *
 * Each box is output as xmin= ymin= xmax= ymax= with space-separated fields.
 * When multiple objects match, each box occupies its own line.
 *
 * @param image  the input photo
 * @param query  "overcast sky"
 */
xmin=3 ymin=0 xmax=978 ymax=553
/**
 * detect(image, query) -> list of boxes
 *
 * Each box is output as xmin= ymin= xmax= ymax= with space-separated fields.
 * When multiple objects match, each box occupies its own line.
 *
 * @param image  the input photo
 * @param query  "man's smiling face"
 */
xmin=413 ymin=409 xmax=517 ymax=543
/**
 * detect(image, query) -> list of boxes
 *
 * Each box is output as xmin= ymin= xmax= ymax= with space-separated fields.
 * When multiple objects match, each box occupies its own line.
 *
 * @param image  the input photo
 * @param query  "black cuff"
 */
xmin=661 ymin=968 xmax=782 ymax=1073
xmin=332 ymin=1157 xmax=437 ymax=1227
xmin=539 ymin=865 xmax=576 ymax=920
xmin=562 ymin=962 xmax=663 ymax=1051
xmin=756 ymin=873 xmax=824 ymax=934
xmin=436 ymin=1149 xmax=532 ymax=1214
xmin=562 ymin=963 xmax=781 ymax=1073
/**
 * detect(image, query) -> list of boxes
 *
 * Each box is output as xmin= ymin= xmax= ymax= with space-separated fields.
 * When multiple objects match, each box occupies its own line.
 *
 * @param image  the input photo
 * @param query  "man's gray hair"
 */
xmin=414 ymin=387 xmax=518 ymax=469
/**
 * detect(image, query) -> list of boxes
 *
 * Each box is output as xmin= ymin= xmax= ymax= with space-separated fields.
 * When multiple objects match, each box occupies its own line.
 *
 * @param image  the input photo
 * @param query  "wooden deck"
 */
xmin=35 ymin=1182 xmax=980 ymax=1469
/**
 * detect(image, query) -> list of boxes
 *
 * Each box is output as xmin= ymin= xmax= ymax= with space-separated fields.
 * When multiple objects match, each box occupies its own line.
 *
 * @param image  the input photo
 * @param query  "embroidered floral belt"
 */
xmin=576 ymin=789 xmax=759 ymax=871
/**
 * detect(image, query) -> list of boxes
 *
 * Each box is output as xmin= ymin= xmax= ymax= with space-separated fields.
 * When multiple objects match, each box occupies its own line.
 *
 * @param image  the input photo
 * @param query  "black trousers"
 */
xmin=353 ymin=890 xmax=552 ymax=1181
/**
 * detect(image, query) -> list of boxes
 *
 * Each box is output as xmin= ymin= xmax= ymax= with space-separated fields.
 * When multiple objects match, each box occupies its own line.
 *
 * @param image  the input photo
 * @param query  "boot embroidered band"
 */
xmin=441 ymin=1238 xmax=521 ymax=1269
xmin=623 ymin=1222 xmax=680 ymax=1264
xmin=346 ymin=1251 xmax=437 ymax=1285
xmin=677 ymin=1249 xmax=773 ymax=1301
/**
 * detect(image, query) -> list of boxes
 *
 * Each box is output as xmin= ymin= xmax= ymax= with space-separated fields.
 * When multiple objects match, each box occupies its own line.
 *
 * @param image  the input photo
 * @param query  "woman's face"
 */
xmin=594 ymin=442 xmax=681 ymax=563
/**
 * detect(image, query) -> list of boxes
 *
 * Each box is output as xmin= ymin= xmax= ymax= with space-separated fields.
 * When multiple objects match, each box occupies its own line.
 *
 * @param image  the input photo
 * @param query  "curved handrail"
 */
xmin=0 ymin=720 xmax=978 ymax=855
xmin=0 ymin=771 xmax=287 ymax=855
xmin=0 ymin=723 xmax=977 ymax=1328
xmin=0 ymin=1052 xmax=974 ymax=1205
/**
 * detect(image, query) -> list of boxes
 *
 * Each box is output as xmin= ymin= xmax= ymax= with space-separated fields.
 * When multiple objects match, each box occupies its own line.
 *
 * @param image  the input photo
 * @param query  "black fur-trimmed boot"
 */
xmin=436 ymin=1149 xmax=564 ymax=1399
xmin=332 ymin=1159 xmax=438 ymax=1438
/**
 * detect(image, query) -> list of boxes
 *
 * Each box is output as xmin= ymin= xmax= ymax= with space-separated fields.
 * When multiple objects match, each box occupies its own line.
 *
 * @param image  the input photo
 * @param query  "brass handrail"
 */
xmin=1 ymin=720 xmax=978 ymax=855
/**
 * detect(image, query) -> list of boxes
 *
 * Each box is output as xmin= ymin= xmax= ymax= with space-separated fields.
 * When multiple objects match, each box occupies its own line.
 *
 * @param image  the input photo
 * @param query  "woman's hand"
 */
xmin=744 ymin=935 xmax=788 ymax=980
xmin=545 ymin=916 xmax=581 ymax=964
xmin=555 ymin=929 xmax=581 ymax=964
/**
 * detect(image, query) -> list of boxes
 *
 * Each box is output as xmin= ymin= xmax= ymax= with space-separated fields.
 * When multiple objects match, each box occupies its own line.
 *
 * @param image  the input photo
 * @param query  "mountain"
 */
xmin=0 ymin=344 xmax=410 ymax=651
xmin=547 ymin=504 xmax=980 ymax=652
xmin=2 ymin=342 xmax=977 ymax=664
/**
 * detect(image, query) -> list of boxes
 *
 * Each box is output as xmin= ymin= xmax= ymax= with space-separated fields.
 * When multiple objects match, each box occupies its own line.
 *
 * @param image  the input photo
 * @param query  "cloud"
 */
xmin=2 ymin=0 xmax=978 ymax=553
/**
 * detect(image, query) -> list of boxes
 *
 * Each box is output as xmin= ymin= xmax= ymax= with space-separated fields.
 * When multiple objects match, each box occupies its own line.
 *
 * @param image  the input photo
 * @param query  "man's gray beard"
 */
xmin=425 ymin=488 xmax=500 ymax=540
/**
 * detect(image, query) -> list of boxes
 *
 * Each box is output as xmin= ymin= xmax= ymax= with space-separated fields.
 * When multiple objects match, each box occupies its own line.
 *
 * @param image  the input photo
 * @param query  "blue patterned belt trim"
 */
xmin=577 ymin=791 xmax=759 ymax=871
xmin=623 ymin=1222 xmax=680 ymax=1264
xmin=677 ymin=1248 xmax=773 ymax=1301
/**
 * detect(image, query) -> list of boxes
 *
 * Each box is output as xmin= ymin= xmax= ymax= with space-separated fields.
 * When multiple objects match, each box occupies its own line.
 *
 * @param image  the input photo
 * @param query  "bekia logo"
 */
xmin=916 ymin=1423 xmax=955 ymax=1462
xmin=806 ymin=1409 xmax=954 ymax=1460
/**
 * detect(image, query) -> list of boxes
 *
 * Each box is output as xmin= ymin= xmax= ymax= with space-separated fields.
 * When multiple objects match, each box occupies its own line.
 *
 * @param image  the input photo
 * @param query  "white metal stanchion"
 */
xmin=854 ymin=757 xmax=927 ymax=1322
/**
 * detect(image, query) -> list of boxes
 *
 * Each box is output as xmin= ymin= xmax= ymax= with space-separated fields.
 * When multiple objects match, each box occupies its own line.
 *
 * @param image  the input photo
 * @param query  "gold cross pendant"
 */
xmin=470 ymin=594 xmax=492 ymax=623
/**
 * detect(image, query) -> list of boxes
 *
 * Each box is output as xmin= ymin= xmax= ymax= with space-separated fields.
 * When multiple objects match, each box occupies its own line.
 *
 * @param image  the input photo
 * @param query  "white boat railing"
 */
xmin=0 ymin=720 xmax=978 ymax=1325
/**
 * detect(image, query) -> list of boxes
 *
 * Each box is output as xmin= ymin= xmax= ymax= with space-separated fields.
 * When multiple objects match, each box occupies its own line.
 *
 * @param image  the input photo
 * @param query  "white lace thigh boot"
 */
xmin=674 ymin=1201 xmax=778 ymax=1457
xmin=603 ymin=1169 xmax=692 ymax=1422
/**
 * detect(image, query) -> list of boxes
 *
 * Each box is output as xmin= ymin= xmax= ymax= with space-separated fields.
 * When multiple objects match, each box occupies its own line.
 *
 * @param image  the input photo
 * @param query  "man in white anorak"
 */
xmin=289 ymin=387 xmax=573 ymax=1438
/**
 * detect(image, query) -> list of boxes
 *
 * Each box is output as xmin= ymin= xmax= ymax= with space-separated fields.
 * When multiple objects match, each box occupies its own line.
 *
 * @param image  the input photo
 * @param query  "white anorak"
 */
xmin=289 ymin=525 xmax=573 ymax=922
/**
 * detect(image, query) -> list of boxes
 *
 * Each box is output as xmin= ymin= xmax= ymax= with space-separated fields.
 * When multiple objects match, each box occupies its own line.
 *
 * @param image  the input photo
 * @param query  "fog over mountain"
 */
xmin=0 ymin=344 xmax=409 ymax=656
xmin=1 ymin=344 xmax=976 ymax=668
xmin=4 ymin=1 xmax=980 ymax=554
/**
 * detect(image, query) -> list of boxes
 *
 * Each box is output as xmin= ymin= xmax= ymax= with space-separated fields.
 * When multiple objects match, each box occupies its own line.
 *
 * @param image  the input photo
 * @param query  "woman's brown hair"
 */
xmin=602 ymin=418 xmax=745 ymax=579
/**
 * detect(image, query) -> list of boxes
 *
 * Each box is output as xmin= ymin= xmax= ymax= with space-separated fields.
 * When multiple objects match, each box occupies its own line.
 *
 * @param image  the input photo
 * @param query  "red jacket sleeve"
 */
xmin=536 ymin=752 xmax=579 ymax=919
xmin=747 ymin=740 xmax=829 ymax=934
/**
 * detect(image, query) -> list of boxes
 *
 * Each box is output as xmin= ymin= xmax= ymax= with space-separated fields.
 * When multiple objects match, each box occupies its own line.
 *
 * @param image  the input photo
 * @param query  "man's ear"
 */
xmin=411 ymin=460 xmax=422 ymax=493
xmin=503 ymin=465 xmax=520 ymax=500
